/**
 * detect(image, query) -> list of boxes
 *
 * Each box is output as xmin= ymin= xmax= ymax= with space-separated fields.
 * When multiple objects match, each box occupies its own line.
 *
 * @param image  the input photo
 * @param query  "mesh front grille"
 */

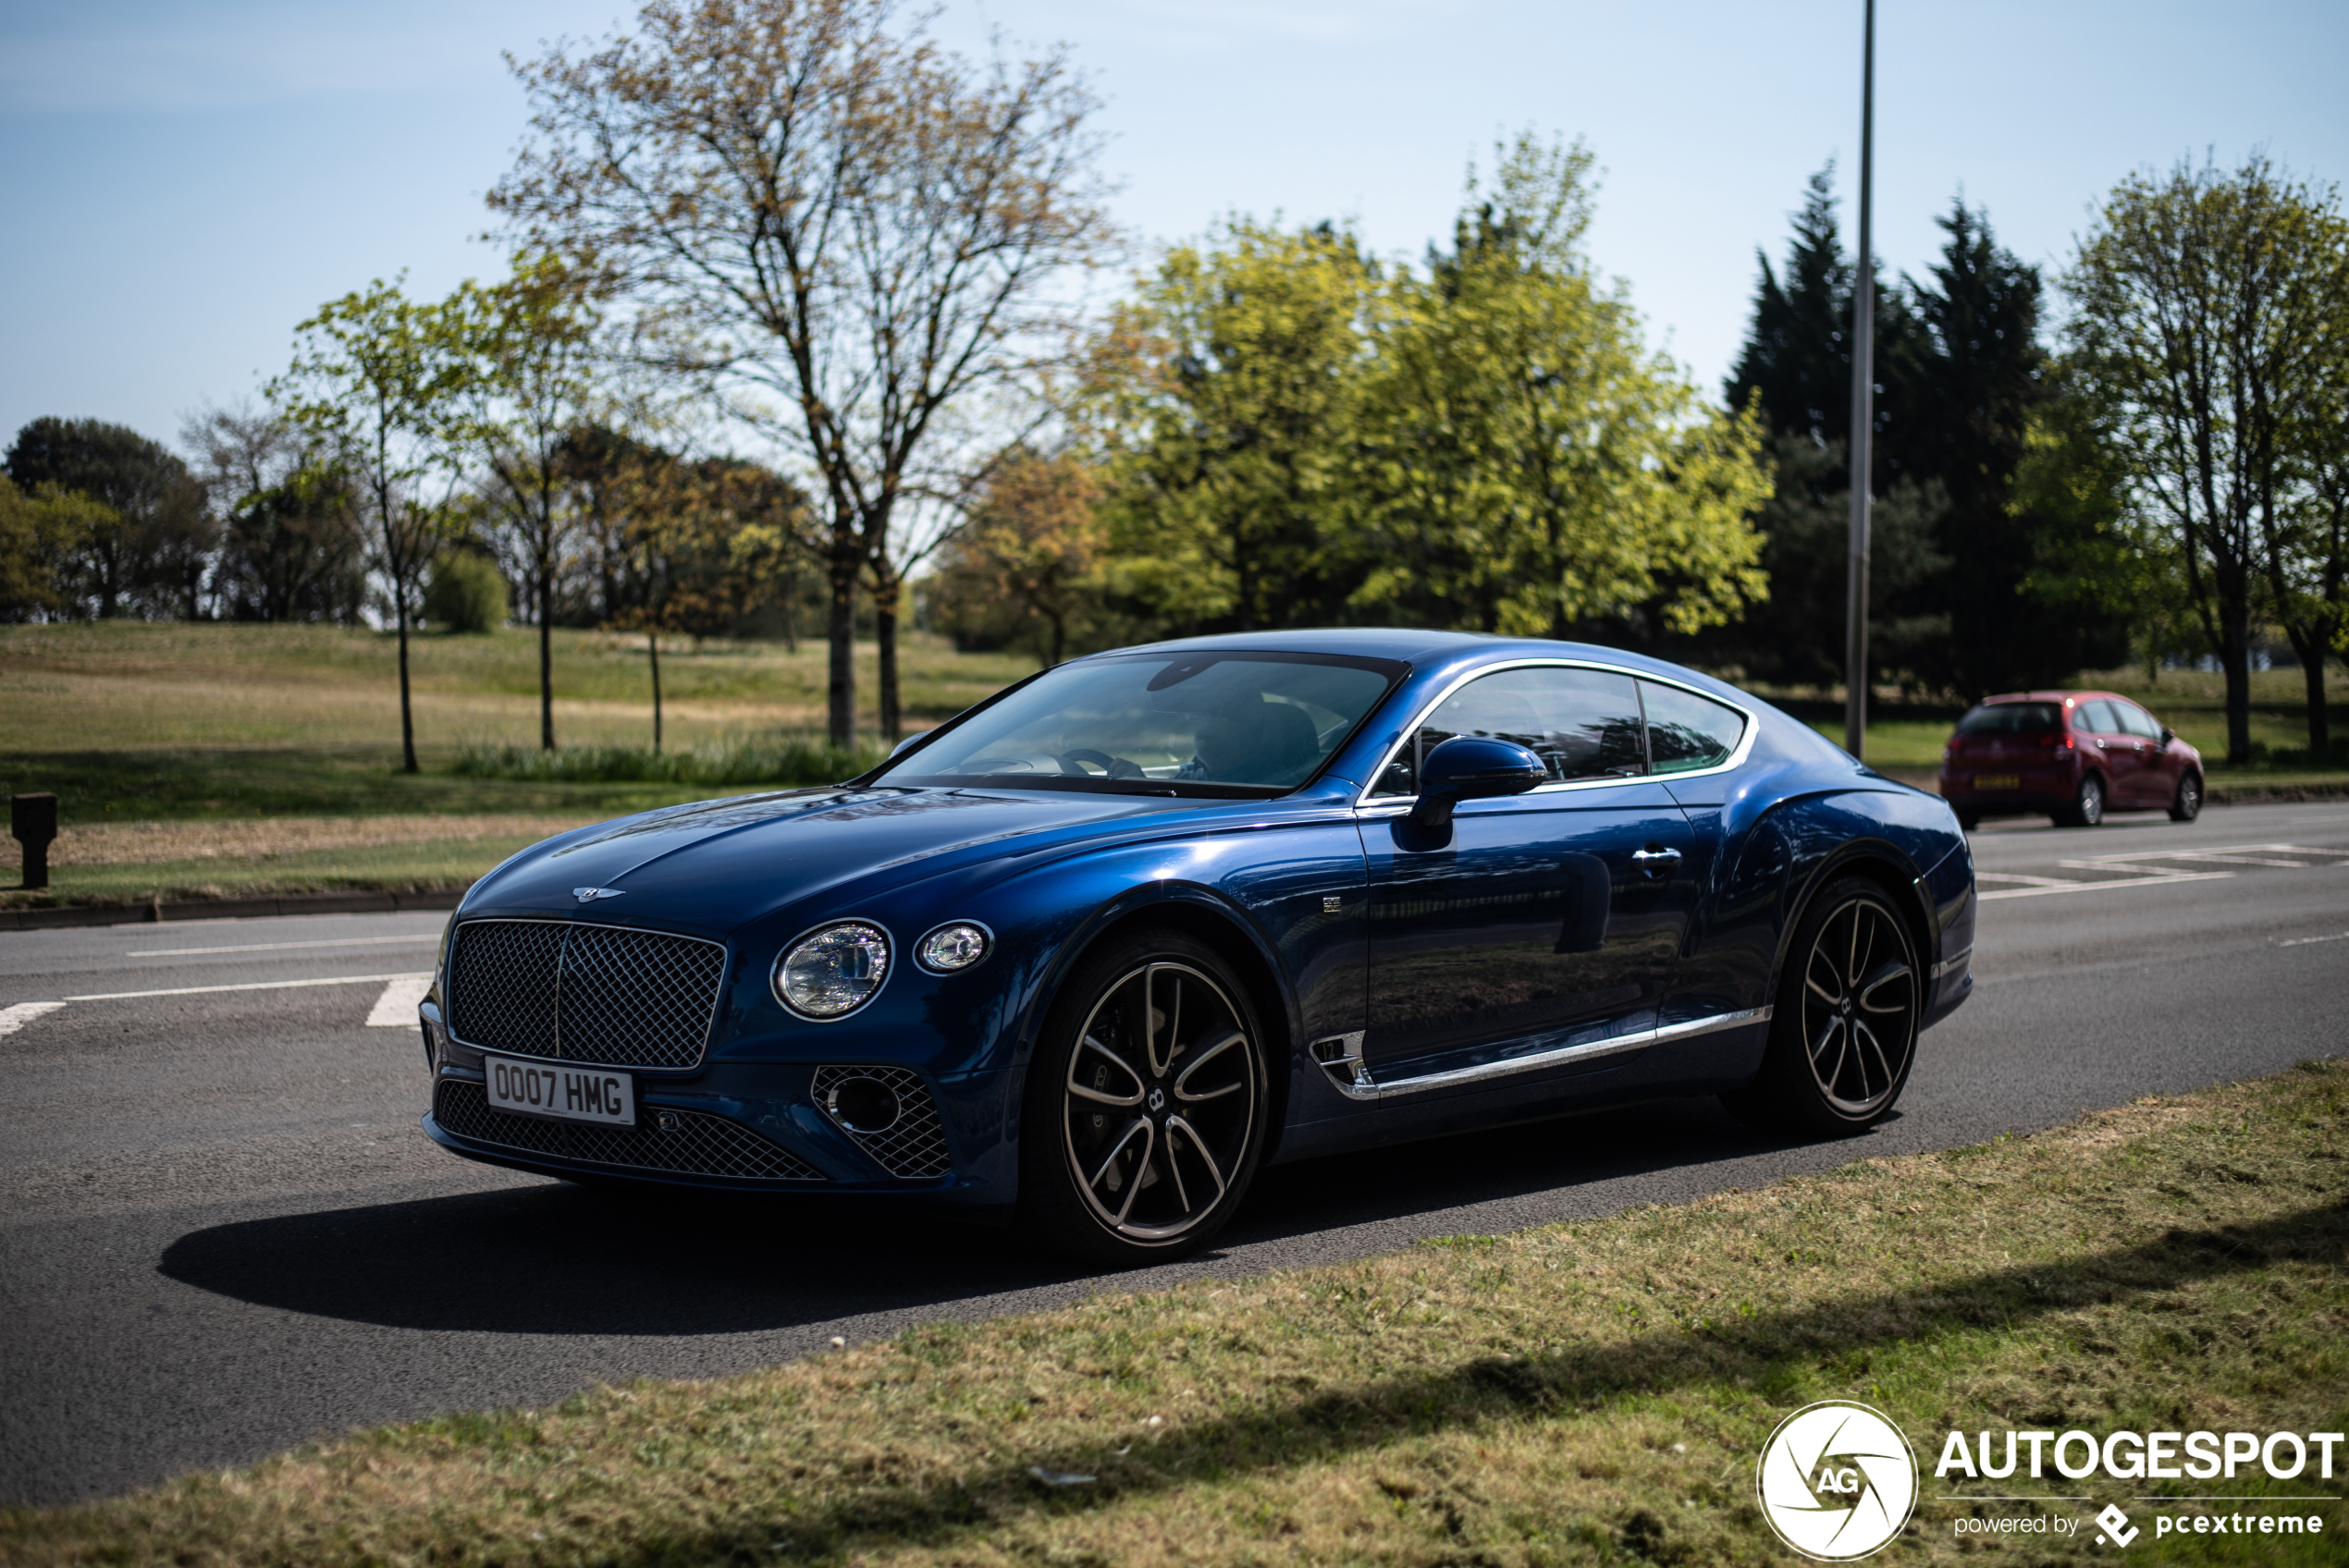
xmin=812 ymin=1064 xmax=954 ymax=1180
xmin=433 ymin=1078 xmax=823 ymax=1182
xmin=447 ymin=919 xmax=726 ymax=1070
xmin=447 ymin=921 xmax=563 ymax=1058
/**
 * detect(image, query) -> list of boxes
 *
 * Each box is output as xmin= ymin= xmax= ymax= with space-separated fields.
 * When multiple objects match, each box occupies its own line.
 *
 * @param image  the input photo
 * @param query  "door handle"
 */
xmin=1630 ymin=846 xmax=1683 ymax=879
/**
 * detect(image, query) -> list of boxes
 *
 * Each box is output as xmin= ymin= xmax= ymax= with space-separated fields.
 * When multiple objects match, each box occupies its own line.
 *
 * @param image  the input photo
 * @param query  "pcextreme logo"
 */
xmin=1756 ymin=1402 xmax=1920 ymax=1561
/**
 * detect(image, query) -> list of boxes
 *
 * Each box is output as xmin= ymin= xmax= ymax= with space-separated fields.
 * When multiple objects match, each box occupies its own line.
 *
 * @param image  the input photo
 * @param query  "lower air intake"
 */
xmin=811 ymin=1065 xmax=954 ymax=1180
xmin=433 ymin=1078 xmax=823 ymax=1182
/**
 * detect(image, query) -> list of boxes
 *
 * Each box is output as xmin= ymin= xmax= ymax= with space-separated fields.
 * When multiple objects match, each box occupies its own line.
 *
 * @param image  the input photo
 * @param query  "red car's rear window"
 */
xmin=1955 ymin=702 xmax=2061 ymax=736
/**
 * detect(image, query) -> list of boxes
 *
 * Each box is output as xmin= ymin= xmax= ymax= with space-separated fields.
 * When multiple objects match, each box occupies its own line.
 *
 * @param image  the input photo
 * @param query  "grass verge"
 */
xmin=448 ymin=735 xmax=884 ymax=787
xmin=6 ymin=1062 xmax=2343 ymax=1566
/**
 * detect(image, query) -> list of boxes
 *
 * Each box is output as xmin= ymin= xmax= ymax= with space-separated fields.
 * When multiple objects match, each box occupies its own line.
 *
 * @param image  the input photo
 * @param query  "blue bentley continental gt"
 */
xmin=419 ymin=631 xmax=1974 ymax=1263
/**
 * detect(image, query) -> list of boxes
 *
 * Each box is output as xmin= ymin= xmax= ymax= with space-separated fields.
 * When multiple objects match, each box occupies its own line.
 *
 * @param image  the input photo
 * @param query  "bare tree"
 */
xmin=449 ymin=259 xmax=605 ymax=751
xmin=2066 ymin=153 xmax=2343 ymax=764
xmin=492 ymin=0 xmax=1114 ymax=744
xmin=274 ymin=280 xmax=466 ymax=772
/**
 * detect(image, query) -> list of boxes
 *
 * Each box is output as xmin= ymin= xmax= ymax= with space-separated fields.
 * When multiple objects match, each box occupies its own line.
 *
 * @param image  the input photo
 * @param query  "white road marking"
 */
xmin=0 ymin=1001 xmax=68 ymax=1036
xmin=129 ymin=935 xmax=440 ymax=957
xmin=1979 ymin=871 xmax=2234 ymax=901
xmin=64 ymin=972 xmax=433 ymax=1002
xmin=1975 ymin=872 xmax=2075 ymax=887
xmin=365 ymin=974 xmax=436 ymax=1027
xmin=2281 ymin=932 xmax=2349 ymax=948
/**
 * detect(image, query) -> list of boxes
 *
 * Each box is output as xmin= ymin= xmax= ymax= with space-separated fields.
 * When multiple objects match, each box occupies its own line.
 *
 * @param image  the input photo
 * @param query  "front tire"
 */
xmin=1017 ymin=929 xmax=1269 ymax=1265
xmin=1722 ymin=876 xmax=1921 ymax=1137
xmin=2169 ymin=770 xmax=2203 ymax=823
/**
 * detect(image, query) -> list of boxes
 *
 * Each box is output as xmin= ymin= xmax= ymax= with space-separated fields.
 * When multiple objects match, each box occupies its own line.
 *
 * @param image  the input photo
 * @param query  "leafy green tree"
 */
xmin=494 ymin=0 xmax=1115 ymax=745
xmin=927 ymin=448 xmax=1107 ymax=666
xmin=424 ymin=550 xmax=510 ymax=632
xmin=274 ymin=277 xmax=469 ymax=772
xmin=0 ymin=477 xmax=105 ymax=622
xmin=185 ymin=405 xmax=366 ymax=624
xmin=1356 ymin=136 xmax=1768 ymax=638
xmin=3 ymin=417 xmax=213 ymax=619
xmin=1100 ymin=219 xmax=1377 ymax=631
xmin=2013 ymin=369 xmax=2194 ymax=684
xmin=2065 ymin=153 xmax=2345 ymax=761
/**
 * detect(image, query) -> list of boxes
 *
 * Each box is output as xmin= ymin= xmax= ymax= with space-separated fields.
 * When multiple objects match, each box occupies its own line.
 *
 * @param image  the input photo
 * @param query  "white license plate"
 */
xmin=1973 ymin=772 xmax=2021 ymax=791
xmin=483 ymin=1055 xmax=636 ymax=1128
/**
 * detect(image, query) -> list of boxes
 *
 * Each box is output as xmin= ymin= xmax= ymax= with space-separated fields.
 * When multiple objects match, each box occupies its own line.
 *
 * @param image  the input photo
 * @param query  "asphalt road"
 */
xmin=5 ymin=798 xmax=2347 ymax=1508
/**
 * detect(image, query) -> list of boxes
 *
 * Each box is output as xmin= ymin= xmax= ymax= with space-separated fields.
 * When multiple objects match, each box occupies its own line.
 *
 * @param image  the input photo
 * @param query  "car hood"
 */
xmin=463 ymin=785 xmax=1206 ymax=934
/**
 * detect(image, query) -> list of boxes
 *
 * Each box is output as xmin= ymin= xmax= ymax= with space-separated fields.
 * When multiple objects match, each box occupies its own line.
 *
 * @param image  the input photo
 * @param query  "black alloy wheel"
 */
xmin=1722 ymin=876 xmax=1922 ymax=1136
xmin=2057 ymin=773 xmax=2105 ymax=828
xmin=1019 ymin=929 xmax=1268 ymax=1264
xmin=2170 ymin=771 xmax=2203 ymax=823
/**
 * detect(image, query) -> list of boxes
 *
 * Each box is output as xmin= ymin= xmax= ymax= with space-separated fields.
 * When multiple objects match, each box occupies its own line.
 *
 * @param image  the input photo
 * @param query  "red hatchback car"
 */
xmin=1939 ymin=691 xmax=2204 ymax=831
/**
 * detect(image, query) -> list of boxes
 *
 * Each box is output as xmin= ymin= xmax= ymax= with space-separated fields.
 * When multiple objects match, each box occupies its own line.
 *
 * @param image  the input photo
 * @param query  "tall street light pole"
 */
xmin=1844 ymin=0 xmax=1876 ymax=761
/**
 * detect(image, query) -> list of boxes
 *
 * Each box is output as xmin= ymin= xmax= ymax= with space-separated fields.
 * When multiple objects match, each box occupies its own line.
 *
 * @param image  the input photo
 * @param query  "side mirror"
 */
xmin=2158 ymin=726 xmax=2175 ymax=747
xmin=888 ymin=731 xmax=923 ymax=759
xmin=1408 ymin=736 xmax=1548 ymax=829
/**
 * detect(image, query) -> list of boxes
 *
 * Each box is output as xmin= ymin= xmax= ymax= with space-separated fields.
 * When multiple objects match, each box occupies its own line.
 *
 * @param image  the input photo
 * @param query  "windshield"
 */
xmin=1955 ymin=701 xmax=2060 ymax=736
xmin=878 ymin=651 xmax=1404 ymax=795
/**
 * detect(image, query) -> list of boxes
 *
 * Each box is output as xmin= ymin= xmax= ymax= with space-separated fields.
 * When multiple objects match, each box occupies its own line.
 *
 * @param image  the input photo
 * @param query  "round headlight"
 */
xmin=774 ymin=922 xmax=891 ymax=1019
xmin=916 ymin=922 xmax=990 ymax=973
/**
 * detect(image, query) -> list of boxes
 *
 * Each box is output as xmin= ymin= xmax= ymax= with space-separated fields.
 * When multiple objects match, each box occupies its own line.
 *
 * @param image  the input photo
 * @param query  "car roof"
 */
xmin=1071 ymin=628 xmax=1746 ymax=693
xmin=1976 ymin=690 xmax=2135 ymax=706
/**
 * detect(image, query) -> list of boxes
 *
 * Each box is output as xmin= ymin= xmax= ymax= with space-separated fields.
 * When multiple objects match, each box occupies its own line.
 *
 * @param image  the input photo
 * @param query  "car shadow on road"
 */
xmin=156 ymin=1096 xmax=1871 ymax=1337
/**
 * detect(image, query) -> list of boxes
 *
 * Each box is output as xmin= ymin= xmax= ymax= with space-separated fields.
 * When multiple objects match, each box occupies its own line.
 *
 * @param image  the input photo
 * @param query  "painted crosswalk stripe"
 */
xmin=365 ymin=974 xmax=436 ymax=1027
xmin=63 ymin=972 xmax=432 ymax=1002
xmin=0 ymin=1001 xmax=68 ymax=1036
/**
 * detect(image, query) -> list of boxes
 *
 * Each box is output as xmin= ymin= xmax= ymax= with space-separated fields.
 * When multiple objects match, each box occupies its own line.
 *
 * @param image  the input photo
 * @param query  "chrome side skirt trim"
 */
xmin=1310 ymin=1006 xmax=1773 ymax=1102
xmin=1931 ymin=945 xmax=1973 ymax=981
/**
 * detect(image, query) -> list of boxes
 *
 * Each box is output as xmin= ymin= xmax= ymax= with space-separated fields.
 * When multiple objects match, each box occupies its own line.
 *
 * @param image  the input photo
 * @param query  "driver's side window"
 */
xmin=1371 ymin=668 xmax=1646 ymax=795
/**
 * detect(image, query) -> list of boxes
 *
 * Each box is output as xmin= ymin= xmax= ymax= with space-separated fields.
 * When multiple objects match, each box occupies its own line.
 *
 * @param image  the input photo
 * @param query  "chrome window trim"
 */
xmin=443 ymin=916 xmax=730 ymax=1072
xmin=1350 ymin=657 xmax=1762 ymax=812
xmin=1311 ymin=1006 xmax=1773 ymax=1102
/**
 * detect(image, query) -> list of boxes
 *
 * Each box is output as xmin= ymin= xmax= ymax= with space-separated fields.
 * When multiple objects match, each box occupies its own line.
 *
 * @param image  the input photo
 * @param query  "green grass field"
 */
xmin=6 ymin=1060 xmax=2341 ymax=1566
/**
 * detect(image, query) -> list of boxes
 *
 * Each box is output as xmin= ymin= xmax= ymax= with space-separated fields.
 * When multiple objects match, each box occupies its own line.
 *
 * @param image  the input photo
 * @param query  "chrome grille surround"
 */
xmin=811 ymin=1064 xmax=954 ymax=1180
xmin=446 ymin=917 xmax=727 ymax=1071
xmin=433 ymin=1078 xmax=823 ymax=1182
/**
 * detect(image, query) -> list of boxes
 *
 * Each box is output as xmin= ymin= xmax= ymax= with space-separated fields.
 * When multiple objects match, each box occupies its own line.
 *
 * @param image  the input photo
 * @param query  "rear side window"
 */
xmin=1372 ymin=667 xmax=1646 ymax=795
xmin=2073 ymin=699 xmax=2118 ymax=733
xmin=1640 ymin=680 xmax=1747 ymax=774
xmin=1956 ymin=702 xmax=2060 ymax=736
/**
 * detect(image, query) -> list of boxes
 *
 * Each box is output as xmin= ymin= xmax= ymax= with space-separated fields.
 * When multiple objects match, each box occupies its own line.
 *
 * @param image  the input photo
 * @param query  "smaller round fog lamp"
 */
xmin=916 ymin=922 xmax=990 ymax=973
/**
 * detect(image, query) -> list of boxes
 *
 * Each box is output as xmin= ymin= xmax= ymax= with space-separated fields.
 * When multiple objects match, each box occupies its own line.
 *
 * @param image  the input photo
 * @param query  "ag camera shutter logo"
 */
xmin=1756 ymin=1401 xmax=1919 ymax=1560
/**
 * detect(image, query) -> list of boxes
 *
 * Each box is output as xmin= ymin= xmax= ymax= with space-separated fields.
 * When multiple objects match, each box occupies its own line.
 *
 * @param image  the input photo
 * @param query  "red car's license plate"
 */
xmin=1973 ymin=772 xmax=2021 ymax=791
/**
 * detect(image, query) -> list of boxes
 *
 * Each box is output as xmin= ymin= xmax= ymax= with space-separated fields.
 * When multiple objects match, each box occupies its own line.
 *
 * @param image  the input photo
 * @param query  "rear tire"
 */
xmin=1017 ymin=928 xmax=1270 ymax=1266
xmin=2055 ymin=773 xmax=2105 ymax=828
xmin=1722 ymin=876 xmax=1921 ymax=1137
xmin=2169 ymin=770 xmax=2203 ymax=823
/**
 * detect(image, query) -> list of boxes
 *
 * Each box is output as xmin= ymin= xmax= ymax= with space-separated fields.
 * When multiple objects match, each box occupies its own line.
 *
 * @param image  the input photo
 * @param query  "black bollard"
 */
xmin=12 ymin=792 xmax=57 ymax=890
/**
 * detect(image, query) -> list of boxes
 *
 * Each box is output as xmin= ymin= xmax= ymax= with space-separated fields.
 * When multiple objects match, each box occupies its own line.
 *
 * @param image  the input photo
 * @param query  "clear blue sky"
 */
xmin=3 ymin=0 xmax=2343 ymax=458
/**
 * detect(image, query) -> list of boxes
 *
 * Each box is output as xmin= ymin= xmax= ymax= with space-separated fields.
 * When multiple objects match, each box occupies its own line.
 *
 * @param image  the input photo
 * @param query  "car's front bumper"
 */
xmin=418 ymin=1000 xmax=1017 ymax=1209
